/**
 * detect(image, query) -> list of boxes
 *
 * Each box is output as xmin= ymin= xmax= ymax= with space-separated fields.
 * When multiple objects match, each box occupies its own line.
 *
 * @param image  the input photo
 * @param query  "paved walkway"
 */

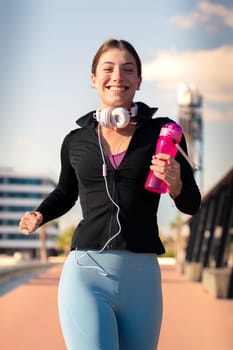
xmin=159 ymin=265 xmax=233 ymax=350
xmin=0 ymin=262 xmax=232 ymax=350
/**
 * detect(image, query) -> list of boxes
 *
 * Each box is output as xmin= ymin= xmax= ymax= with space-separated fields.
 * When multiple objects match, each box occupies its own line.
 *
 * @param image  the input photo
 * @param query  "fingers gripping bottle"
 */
xmin=144 ymin=122 xmax=183 ymax=194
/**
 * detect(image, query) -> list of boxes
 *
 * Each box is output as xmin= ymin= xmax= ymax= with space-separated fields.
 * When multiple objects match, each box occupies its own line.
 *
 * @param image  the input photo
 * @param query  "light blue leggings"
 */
xmin=58 ymin=250 xmax=163 ymax=350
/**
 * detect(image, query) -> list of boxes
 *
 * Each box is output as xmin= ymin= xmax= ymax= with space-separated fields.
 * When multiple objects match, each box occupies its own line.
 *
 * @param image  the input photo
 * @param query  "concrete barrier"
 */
xmin=202 ymin=267 xmax=232 ymax=298
xmin=184 ymin=262 xmax=202 ymax=281
xmin=0 ymin=262 xmax=55 ymax=286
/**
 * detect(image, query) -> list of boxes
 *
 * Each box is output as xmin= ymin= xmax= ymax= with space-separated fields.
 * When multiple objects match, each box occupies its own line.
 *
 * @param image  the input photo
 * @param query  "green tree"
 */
xmin=56 ymin=226 xmax=75 ymax=256
xmin=170 ymin=215 xmax=189 ymax=265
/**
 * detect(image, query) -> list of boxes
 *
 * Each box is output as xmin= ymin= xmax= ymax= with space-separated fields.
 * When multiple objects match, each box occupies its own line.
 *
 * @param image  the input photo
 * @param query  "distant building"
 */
xmin=177 ymin=82 xmax=203 ymax=192
xmin=0 ymin=168 xmax=59 ymax=258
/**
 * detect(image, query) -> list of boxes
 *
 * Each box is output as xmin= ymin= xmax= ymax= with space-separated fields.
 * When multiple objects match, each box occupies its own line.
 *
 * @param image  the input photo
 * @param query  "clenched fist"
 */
xmin=18 ymin=211 xmax=43 ymax=235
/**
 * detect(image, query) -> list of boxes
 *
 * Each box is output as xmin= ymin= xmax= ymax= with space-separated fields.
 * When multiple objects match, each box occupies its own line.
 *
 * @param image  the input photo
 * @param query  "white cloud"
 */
xmin=142 ymin=45 xmax=233 ymax=110
xmin=198 ymin=1 xmax=233 ymax=28
xmin=169 ymin=0 xmax=233 ymax=30
xmin=169 ymin=12 xmax=201 ymax=29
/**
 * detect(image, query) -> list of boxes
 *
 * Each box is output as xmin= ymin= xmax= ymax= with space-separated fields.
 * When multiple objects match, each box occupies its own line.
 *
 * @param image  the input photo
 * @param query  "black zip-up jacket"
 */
xmin=37 ymin=102 xmax=201 ymax=254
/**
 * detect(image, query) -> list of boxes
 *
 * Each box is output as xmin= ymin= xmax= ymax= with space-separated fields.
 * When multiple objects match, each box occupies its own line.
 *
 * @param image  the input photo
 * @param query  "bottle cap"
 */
xmin=160 ymin=123 xmax=183 ymax=143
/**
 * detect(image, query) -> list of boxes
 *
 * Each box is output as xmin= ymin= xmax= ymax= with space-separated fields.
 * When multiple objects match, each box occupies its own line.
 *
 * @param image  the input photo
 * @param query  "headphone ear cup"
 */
xmin=96 ymin=108 xmax=113 ymax=128
xmin=111 ymin=108 xmax=130 ymax=128
xmin=101 ymin=108 xmax=113 ymax=128
xmin=95 ymin=107 xmax=131 ymax=128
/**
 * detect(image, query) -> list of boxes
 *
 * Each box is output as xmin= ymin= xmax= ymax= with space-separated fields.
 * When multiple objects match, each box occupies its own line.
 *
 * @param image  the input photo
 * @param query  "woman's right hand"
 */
xmin=18 ymin=211 xmax=43 ymax=235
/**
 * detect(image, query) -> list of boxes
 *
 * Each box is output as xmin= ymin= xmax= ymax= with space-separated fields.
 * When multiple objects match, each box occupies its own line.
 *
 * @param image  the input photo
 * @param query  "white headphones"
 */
xmin=95 ymin=104 xmax=138 ymax=128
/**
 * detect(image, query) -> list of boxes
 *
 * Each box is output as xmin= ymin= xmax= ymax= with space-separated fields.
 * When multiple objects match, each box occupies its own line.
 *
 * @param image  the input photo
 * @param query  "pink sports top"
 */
xmin=108 ymin=151 xmax=126 ymax=169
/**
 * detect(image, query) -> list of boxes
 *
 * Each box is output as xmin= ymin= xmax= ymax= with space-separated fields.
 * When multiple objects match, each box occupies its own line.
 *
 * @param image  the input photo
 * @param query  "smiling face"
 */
xmin=91 ymin=48 xmax=142 ymax=110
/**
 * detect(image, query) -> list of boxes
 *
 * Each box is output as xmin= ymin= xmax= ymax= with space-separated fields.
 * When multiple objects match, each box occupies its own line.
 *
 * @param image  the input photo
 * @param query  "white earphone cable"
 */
xmin=75 ymin=123 xmax=122 ymax=276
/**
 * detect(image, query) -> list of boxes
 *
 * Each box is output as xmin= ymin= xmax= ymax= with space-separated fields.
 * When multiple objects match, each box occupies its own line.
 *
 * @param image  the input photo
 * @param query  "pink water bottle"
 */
xmin=144 ymin=122 xmax=183 ymax=194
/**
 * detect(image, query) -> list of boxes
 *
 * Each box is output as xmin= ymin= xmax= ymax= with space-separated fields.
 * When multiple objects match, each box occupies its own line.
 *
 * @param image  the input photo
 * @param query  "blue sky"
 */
xmin=1 ymin=0 xmax=233 ymax=229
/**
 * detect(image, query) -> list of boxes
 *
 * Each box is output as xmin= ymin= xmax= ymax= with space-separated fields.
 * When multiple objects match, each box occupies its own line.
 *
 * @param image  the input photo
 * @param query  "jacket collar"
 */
xmin=76 ymin=102 xmax=158 ymax=128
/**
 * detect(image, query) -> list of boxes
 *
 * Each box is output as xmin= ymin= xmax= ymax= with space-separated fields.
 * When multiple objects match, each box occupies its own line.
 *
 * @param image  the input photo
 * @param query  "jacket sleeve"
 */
xmin=173 ymin=134 xmax=201 ymax=215
xmin=36 ymin=133 xmax=79 ymax=225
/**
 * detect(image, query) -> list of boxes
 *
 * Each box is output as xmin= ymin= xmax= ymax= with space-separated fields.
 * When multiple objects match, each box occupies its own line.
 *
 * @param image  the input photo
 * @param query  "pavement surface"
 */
xmin=0 ymin=261 xmax=232 ymax=350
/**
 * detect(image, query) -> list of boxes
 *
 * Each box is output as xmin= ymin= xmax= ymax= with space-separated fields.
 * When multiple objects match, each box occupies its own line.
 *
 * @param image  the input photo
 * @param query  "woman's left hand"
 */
xmin=150 ymin=153 xmax=182 ymax=198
